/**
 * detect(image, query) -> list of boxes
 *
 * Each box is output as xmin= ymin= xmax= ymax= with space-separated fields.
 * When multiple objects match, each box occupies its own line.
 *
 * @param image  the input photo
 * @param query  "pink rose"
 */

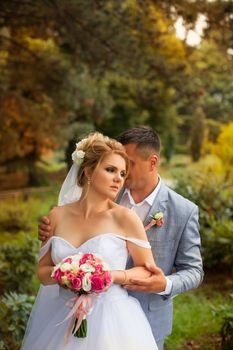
xmin=63 ymin=257 xmax=72 ymax=264
xmin=104 ymin=271 xmax=112 ymax=286
xmin=90 ymin=275 xmax=105 ymax=292
xmin=78 ymin=270 xmax=86 ymax=278
xmin=71 ymin=277 xmax=82 ymax=290
xmin=54 ymin=268 xmax=63 ymax=281
xmin=94 ymin=265 xmax=103 ymax=274
xmin=156 ymin=218 xmax=164 ymax=227
xmin=79 ymin=253 xmax=94 ymax=265
xmin=64 ymin=271 xmax=76 ymax=280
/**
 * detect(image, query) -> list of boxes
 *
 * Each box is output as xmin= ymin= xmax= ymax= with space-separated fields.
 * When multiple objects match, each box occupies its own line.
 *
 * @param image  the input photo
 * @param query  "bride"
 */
xmin=21 ymin=132 xmax=158 ymax=350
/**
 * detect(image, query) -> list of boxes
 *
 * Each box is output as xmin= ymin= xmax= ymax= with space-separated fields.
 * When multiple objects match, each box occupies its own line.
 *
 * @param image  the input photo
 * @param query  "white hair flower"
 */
xmin=71 ymin=139 xmax=87 ymax=165
xmin=72 ymin=149 xmax=85 ymax=165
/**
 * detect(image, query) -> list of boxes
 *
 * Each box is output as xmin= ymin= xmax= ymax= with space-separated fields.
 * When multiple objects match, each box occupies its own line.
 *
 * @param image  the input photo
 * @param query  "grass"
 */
xmin=165 ymin=292 xmax=222 ymax=349
xmin=164 ymin=274 xmax=233 ymax=350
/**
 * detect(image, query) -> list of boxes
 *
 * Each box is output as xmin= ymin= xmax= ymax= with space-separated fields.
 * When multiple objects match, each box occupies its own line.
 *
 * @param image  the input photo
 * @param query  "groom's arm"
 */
xmin=125 ymin=205 xmax=203 ymax=296
xmin=165 ymin=205 xmax=203 ymax=298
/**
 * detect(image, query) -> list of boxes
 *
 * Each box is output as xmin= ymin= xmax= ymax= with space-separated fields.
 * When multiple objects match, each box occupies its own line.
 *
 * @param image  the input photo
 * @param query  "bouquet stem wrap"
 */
xmin=58 ymin=294 xmax=95 ymax=341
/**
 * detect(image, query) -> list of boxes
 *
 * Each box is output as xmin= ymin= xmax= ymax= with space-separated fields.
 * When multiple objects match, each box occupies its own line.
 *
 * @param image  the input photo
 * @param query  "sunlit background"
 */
xmin=0 ymin=1 xmax=232 ymax=349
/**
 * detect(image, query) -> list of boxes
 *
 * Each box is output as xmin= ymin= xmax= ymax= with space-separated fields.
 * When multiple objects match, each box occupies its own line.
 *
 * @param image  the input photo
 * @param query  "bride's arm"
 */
xmin=112 ymin=208 xmax=157 ymax=285
xmin=37 ymin=247 xmax=56 ymax=285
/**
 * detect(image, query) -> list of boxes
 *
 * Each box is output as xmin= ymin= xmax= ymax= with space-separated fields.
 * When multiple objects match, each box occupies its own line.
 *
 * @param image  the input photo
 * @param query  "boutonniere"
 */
xmin=145 ymin=212 xmax=164 ymax=231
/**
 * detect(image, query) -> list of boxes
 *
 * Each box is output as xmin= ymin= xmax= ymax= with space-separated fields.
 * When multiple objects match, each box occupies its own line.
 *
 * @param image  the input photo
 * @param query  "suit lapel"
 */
xmin=143 ymin=180 xmax=168 ymax=227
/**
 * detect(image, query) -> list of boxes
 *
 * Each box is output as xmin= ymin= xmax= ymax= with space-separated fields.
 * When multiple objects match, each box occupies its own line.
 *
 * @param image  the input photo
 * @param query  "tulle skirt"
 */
xmin=21 ymin=284 xmax=158 ymax=350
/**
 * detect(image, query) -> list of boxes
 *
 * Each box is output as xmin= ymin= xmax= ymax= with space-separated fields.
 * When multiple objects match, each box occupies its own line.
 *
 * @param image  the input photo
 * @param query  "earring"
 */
xmin=87 ymin=177 xmax=91 ymax=185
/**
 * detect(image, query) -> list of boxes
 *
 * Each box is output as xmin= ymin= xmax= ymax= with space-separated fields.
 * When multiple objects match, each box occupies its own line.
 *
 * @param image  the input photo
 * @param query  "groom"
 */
xmin=38 ymin=126 xmax=203 ymax=350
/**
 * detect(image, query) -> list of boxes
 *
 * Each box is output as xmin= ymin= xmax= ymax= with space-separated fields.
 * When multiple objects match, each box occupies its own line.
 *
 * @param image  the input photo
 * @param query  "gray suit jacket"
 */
xmin=118 ymin=180 xmax=203 ymax=341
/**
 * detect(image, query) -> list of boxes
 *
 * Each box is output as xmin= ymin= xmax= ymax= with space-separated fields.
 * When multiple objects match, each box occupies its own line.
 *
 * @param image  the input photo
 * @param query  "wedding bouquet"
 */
xmin=51 ymin=252 xmax=112 ymax=338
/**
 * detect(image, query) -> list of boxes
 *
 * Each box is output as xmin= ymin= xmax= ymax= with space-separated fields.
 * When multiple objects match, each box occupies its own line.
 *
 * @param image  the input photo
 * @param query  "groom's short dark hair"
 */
xmin=117 ymin=126 xmax=161 ymax=156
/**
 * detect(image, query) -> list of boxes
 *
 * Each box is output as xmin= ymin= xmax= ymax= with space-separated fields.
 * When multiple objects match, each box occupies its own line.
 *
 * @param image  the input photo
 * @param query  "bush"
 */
xmin=0 ymin=191 xmax=58 ymax=240
xmin=0 ymin=205 xmax=31 ymax=233
xmin=174 ymin=171 xmax=233 ymax=271
xmin=203 ymin=219 xmax=233 ymax=272
xmin=0 ymin=291 xmax=35 ymax=350
xmin=0 ymin=235 xmax=39 ymax=294
xmin=212 ymin=295 xmax=233 ymax=350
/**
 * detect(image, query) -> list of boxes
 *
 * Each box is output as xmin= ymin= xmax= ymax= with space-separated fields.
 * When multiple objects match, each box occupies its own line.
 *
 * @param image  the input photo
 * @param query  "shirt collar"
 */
xmin=122 ymin=176 xmax=161 ymax=207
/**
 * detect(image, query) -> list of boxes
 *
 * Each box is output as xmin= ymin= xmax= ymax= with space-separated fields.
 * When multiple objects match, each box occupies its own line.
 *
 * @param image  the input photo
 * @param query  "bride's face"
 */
xmin=90 ymin=153 xmax=127 ymax=200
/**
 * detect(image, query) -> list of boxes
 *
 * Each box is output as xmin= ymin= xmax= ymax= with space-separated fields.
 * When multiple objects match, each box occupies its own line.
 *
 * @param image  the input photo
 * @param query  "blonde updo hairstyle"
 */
xmin=76 ymin=132 xmax=129 ymax=187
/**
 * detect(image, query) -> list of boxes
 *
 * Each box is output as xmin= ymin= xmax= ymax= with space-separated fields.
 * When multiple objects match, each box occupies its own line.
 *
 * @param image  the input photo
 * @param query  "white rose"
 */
xmin=80 ymin=263 xmax=95 ymax=273
xmin=82 ymin=273 xmax=92 ymax=292
xmin=70 ymin=262 xmax=80 ymax=273
xmin=61 ymin=275 xmax=70 ymax=286
xmin=72 ymin=149 xmax=85 ymax=165
xmin=60 ymin=262 xmax=72 ymax=272
xmin=153 ymin=212 xmax=163 ymax=220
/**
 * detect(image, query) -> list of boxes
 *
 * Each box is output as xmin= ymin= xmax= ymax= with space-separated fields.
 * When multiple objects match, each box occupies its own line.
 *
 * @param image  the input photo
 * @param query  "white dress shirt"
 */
xmin=120 ymin=177 xmax=172 ymax=295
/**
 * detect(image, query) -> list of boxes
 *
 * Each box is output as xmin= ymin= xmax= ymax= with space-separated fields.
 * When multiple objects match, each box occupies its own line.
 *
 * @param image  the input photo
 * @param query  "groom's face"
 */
xmin=123 ymin=143 xmax=151 ymax=191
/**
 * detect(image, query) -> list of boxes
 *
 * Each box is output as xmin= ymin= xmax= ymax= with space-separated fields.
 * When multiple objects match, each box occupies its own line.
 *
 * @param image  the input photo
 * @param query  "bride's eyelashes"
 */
xmin=105 ymin=167 xmax=126 ymax=178
xmin=120 ymin=171 xmax=126 ymax=178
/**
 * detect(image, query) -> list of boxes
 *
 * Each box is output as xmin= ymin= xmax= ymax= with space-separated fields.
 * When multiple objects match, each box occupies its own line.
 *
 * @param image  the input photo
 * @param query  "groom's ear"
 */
xmin=150 ymin=154 xmax=159 ymax=170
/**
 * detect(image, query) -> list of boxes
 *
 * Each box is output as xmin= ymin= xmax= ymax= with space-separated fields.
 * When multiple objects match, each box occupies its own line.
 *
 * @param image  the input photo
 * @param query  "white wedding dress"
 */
xmin=21 ymin=233 xmax=158 ymax=350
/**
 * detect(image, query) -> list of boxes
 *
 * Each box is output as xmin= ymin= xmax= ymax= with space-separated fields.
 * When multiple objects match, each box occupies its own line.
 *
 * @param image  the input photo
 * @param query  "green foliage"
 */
xmin=0 ymin=235 xmax=39 ymax=294
xmin=0 ymin=191 xmax=58 ymax=349
xmin=212 ymin=295 xmax=233 ymax=350
xmin=0 ymin=1 xmax=232 ymax=168
xmin=0 ymin=291 xmax=35 ymax=350
xmin=0 ymin=204 xmax=31 ymax=233
xmin=190 ymin=39 xmax=233 ymax=124
xmin=205 ymin=119 xmax=222 ymax=143
xmin=0 ymin=0 xmax=189 ymax=170
xmin=163 ymin=132 xmax=176 ymax=163
xmin=190 ymin=106 xmax=206 ymax=162
xmin=174 ymin=170 xmax=233 ymax=271
xmin=203 ymin=219 xmax=233 ymax=272
xmin=0 ymin=192 xmax=58 ymax=241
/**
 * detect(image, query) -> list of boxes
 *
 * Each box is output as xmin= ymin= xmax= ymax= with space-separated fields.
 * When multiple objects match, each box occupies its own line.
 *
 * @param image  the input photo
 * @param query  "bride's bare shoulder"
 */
xmin=48 ymin=202 xmax=77 ymax=226
xmin=111 ymin=203 xmax=142 ymax=226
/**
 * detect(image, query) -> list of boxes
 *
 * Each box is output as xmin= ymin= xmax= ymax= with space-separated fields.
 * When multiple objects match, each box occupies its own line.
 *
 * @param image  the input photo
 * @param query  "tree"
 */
xmin=0 ymin=0 xmax=232 ymax=183
xmin=190 ymin=106 xmax=206 ymax=162
xmin=205 ymin=122 xmax=233 ymax=181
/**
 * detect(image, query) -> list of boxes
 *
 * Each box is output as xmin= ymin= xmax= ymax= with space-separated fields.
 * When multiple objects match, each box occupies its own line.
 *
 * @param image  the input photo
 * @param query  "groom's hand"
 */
xmin=38 ymin=216 xmax=52 ymax=242
xmin=124 ymin=262 xmax=167 ymax=293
